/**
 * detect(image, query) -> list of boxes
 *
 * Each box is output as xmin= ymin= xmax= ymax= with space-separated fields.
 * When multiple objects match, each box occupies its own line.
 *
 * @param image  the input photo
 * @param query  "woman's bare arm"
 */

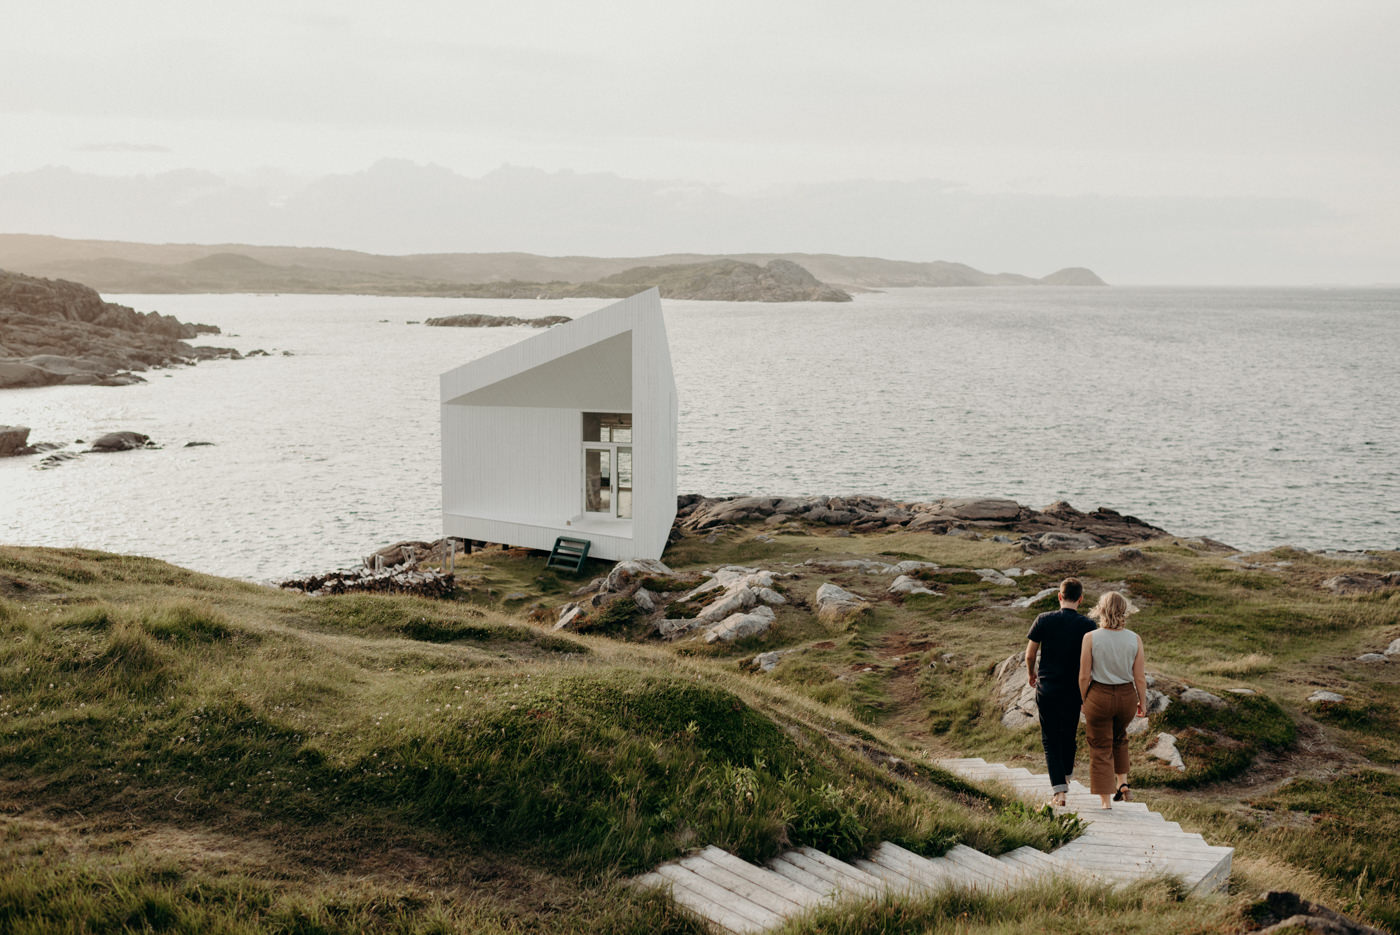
xmin=1078 ymin=632 xmax=1094 ymax=701
xmin=1133 ymin=635 xmax=1147 ymax=717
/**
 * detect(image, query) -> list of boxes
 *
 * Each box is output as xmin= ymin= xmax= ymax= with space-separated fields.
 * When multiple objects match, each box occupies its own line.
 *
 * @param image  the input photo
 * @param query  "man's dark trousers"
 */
xmin=1036 ymin=689 xmax=1081 ymax=793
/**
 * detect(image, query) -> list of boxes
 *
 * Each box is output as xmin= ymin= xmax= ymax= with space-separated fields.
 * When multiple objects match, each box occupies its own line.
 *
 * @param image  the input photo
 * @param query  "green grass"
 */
xmin=0 ymin=545 xmax=1072 ymax=933
xmin=5 ymin=530 xmax=1399 ymax=933
xmin=1251 ymin=770 xmax=1400 ymax=931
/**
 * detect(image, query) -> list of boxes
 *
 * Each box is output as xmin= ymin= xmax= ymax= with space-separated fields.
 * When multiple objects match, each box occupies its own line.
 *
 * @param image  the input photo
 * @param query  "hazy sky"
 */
xmin=2 ymin=0 xmax=1396 ymax=283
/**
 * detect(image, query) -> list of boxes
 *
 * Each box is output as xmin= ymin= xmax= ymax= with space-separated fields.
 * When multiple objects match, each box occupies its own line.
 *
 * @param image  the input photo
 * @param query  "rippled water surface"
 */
xmin=2 ymin=287 xmax=1397 ymax=580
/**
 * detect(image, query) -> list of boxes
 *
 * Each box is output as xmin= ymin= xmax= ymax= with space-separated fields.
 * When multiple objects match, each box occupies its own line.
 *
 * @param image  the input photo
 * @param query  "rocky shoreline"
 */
xmin=0 ymin=269 xmax=238 ymax=388
xmin=676 ymin=493 xmax=1190 ymax=554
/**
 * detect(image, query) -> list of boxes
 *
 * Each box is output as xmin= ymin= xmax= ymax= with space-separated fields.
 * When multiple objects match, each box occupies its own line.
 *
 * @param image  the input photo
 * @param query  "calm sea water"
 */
xmin=2 ymin=287 xmax=1397 ymax=581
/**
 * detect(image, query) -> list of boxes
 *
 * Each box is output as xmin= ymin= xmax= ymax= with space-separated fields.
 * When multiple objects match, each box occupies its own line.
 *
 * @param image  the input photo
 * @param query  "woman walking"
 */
xmin=1078 ymin=591 xmax=1147 ymax=809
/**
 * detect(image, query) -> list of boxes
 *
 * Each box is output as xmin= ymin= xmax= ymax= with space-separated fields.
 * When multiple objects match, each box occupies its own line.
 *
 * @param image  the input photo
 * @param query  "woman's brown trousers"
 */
xmin=1082 ymin=681 xmax=1138 ymax=794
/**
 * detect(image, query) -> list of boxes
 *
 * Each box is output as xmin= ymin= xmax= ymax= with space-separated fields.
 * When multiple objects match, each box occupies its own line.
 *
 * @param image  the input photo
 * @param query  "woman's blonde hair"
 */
xmin=1090 ymin=591 xmax=1129 ymax=630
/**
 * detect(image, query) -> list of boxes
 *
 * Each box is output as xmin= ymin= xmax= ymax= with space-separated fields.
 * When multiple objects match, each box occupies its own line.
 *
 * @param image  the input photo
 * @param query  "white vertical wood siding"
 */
xmin=440 ymin=289 xmax=677 ymax=562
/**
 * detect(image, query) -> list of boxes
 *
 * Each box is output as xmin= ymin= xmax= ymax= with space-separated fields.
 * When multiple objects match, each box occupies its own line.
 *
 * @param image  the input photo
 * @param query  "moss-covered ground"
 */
xmin=2 ymin=525 xmax=1397 ymax=933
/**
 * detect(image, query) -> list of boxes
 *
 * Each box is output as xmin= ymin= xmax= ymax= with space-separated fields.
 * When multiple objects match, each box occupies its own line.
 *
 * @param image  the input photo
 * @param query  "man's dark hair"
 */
xmin=1059 ymin=577 xmax=1083 ymax=603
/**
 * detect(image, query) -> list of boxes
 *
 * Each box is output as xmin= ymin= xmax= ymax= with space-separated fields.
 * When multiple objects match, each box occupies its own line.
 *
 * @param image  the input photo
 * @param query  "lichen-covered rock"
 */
xmin=1324 ymin=573 xmax=1398 ymax=595
xmin=602 ymin=558 xmax=674 ymax=593
xmin=803 ymin=558 xmax=895 ymax=574
xmin=1147 ymin=732 xmax=1186 ymax=771
xmin=888 ymin=575 xmax=938 ymax=596
xmin=992 ymin=652 xmax=1038 ymax=731
xmin=1356 ymin=653 xmax=1388 ymax=663
xmin=1012 ymin=587 xmax=1059 ymax=608
xmin=704 ymin=606 xmax=776 ymax=643
xmin=1034 ymin=531 xmax=1102 ymax=552
xmin=1180 ymin=688 xmax=1227 ymax=708
xmin=554 ymin=604 xmax=583 ymax=630
xmin=1308 ymin=690 xmax=1345 ymax=704
xmin=752 ymin=651 xmax=784 ymax=672
xmin=814 ymin=583 xmax=868 ymax=624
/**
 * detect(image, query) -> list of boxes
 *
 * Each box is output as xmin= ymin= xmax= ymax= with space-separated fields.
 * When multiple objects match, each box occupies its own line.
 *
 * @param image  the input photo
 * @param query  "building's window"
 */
xmin=583 ymin=412 xmax=632 ymax=443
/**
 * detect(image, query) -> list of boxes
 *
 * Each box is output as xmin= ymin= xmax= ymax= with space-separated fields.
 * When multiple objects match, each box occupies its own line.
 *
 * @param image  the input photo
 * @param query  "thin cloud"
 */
xmin=74 ymin=142 xmax=171 ymax=153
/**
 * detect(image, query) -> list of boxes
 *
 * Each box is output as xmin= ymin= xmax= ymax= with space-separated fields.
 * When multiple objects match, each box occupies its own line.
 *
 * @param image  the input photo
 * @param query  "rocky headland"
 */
xmin=0 ymin=269 xmax=236 ymax=389
xmin=417 ymin=258 xmax=851 ymax=303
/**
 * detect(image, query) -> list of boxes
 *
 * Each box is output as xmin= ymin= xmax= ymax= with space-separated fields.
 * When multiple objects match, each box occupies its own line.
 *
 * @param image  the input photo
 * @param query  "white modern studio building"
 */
xmin=439 ymin=289 xmax=678 ymax=561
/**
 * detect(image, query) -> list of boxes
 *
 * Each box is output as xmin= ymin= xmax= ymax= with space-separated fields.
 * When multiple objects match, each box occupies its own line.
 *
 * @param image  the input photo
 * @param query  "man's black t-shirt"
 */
xmin=1027 ymin=608 xmax=1097 ymax=697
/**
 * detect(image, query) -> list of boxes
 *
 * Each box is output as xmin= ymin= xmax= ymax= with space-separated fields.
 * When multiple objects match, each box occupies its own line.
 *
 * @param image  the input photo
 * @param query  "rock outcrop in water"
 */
xmin=0 ymin=270 xmax=235 ymax=388
xmin=425 ymin=313 xmax=572 ymax=328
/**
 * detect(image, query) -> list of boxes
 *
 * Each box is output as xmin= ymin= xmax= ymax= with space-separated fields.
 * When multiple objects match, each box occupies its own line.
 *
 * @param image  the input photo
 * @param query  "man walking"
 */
xmin=1024 ymin=577 xmax=1096 ymax=807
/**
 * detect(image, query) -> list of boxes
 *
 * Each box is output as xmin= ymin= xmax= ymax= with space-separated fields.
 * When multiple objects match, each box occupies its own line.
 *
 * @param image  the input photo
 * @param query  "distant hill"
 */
xmin=0 ymin=233 xmax=1106 ymax=298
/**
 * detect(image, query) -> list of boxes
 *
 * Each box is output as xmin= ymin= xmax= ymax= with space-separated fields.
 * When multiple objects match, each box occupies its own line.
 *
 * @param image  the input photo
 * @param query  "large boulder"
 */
xmin=992 ymin=652 xmax=1039 ymax=730
xmin=602 ymin=558 xmax=675 ymax=593
xmin=888 ymin=575 xmax=938 ymax=596
xmin=931 ymin=497 xmax=1023 ymax=522
xmin=1323 ymin=573 xmax=1396 ymax=595
xmin=0 ymin=425 xmax=31 ymax=457
xmin=703 ymin=606 xmax=776 ymax=643
xmin=814 ymin=583 xmax=868 ymax=624
xmin=1033 ymin=531 xmax=1103 ymax=552
xmin=86 ymin=431 xmax=154 ymax=452
xmin=1147 ymin=732 xmax=1186 ymax=771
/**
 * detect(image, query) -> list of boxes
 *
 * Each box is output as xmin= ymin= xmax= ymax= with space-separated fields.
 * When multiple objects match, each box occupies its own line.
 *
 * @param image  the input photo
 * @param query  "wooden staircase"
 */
xmin=636 ymin=757 xmax=1232 ymax=933
xmin=544 ymin=535 xmax=591 ymax=572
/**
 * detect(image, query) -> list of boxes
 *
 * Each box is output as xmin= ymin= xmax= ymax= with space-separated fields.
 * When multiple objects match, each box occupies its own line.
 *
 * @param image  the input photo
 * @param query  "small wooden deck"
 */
xmin=637 ymin=757 xmax=1232 ymax=933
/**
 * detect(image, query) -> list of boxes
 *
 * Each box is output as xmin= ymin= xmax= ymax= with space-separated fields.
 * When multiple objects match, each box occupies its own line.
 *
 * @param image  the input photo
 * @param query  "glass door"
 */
xmin=582 ymin=412 xmax=633 ymax=520
xmin=583 ymin=447 xmax=612 ymax=515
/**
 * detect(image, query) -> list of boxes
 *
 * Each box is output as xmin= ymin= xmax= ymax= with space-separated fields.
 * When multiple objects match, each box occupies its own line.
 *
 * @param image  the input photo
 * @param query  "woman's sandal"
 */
xmin=1050 ymin=792 xmax=1066 ymax=808
xmin=1112 ymin=783 xmax=1131 ymax=802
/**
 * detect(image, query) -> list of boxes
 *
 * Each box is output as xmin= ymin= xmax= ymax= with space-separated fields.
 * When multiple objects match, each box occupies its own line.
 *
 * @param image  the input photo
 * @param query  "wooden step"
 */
xmin=785 ymin=846 xmax=886 ymax=898
xmin=941 ymin=844 xmax=1020 ymax=892
xmin=678 ymin=847 xmax=818 ymax=916
xmin=867 ymin=841 xmax=970 ymax=890
xmin=639 ymin=867 xmax=769 ymax=934
xmin=765 ymin=855 xmax=841 ymax=900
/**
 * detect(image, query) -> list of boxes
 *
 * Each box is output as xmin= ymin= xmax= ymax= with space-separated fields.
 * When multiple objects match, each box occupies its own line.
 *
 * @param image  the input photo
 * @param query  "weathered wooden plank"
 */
xmin=942 ymin=844 xmax=1018 ymax=891
xmin=636 ymin=870 xmax=747 ymax=935
xmin=766 ymin=856 xmax=840 ymax=899
xmin=868 ymin=842 xmax=969 ymax=890
xmin=853 ymin=857 xmax=923 ymax=893
xmin=678 ymin=852 xmax=809 ymax=917
xmin=695 ymin=846 xmax=825 ymax=909
xmin=791 ymin=847 xmax=888 ymax=896
xmin=655 ymin=864 xmax=779 ymax=932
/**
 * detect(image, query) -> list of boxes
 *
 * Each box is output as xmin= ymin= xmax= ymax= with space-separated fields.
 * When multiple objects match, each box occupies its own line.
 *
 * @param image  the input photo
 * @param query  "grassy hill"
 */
xmin=2 ymin=524 xmax=1395 ymax=933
